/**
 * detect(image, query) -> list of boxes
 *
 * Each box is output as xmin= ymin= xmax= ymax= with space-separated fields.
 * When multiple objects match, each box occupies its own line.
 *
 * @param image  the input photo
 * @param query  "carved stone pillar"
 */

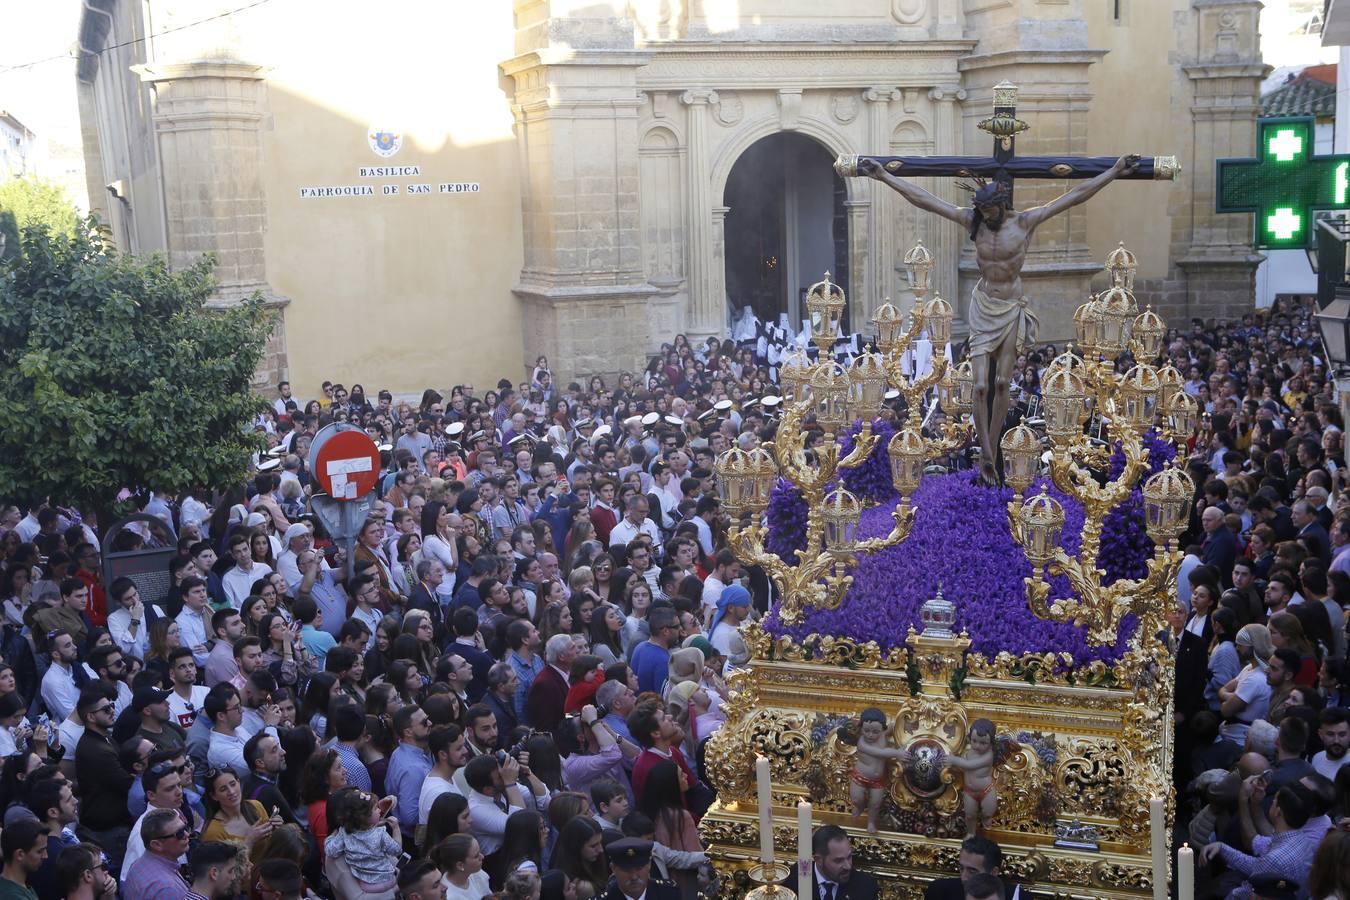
xmin=864 ymin=88 xmax=899 ymax=317
xmin=710 ymin=205 xmax=729 ymax=335
xmin=135 ymin=59 xmax=290 ymax=385
xmin=928 ymin=85 xmax=965 ymax=318
xmin=682 ymin=89 xmax=721 ymax=339
xmin=845 ymin=199 xmax=871 ymax=330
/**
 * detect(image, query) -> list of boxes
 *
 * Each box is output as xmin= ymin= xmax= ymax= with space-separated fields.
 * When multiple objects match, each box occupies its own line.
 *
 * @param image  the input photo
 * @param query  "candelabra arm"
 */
xmin=838 ymin=428 xmax=879 ymax=471
xmin=889 ymin=309 xmax=927 ymax=361
xmin=853 ymin=504 xmax=916 ymax=556
xmin=728 ymin=525 xmax=791 ymax=589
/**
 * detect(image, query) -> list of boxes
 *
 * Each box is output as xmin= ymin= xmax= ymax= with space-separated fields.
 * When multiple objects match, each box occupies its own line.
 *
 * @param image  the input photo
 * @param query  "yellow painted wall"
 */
xmin=1085 ymin=0 xmax=1179 ymax=280
xmin=251 ymin=2 xmax=524 ymax=399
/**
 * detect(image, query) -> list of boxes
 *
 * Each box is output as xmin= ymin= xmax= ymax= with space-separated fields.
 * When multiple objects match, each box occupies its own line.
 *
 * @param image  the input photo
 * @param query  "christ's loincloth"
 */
xmin=967 ymin=279 xmax=1039 ymax=358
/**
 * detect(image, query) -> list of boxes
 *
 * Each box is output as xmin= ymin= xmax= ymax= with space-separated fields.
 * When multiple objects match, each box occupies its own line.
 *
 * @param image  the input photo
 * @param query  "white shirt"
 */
xmin=208 ymin=725 xmax=276 ymax=777
xmin=222 ymin=562 xmax=273 ymax=609
xmin=468 ymin=789 xmax=523 ymax=856
xmin=167 ymin=685 xmax=209 ymax=730
xmin=1219 ymin=664 xmax=1271 ymax=745
xmin=14 ymin=514 xmax=39 ymax=543
xmin=701 ymin=576 xmax=727 ymax=619
xmin=176 ymin=606 xmax=211 ymax=667
xmin=1313 ymin=750 xmax=1350 ymax=780
xmin=108 ymin=605 xmax=165 ymax=660
xmin=692 ymin=516 xmax=714 ymax=556
xmin=419 ymin=773 xmax=462 ymax=825
xmin=57 ymin=717 xmax=84 ymax=762
xmin=442 ymin=870 xmax=491 ymax=900
xmin=421 ymin=535 xmax=459 ymax=601
xmin=609 ymin=517 xmax=663 ymax=551
xmin=40 ymin=662 xmax=79 ymax=721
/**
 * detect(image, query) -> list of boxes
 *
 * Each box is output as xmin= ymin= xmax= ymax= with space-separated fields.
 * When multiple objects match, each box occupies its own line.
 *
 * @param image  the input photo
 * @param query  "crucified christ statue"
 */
xmin=857 ymin=153 xmax=1141 ymax=484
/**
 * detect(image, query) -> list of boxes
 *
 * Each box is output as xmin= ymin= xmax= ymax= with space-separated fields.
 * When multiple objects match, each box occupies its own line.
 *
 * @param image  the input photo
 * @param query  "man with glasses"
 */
xmin=122 ymin=754 xmax=198 ymax=879
xmin=386 ymin=705 xmax=434 ymax=846
xmin=73 ymin=684 xmax=133 ymax=874
xmin=87 ymin=647 xmax=131 ymax=720
xmin=254 ymin=859 xmax=305 ymax=900
xmin=206 ymin=685 xmax=275 ymax=779
xmin=123 ymin=809 xmax=191 ymax=899
xmin=52 ymin=843 xmax=115 ymax=900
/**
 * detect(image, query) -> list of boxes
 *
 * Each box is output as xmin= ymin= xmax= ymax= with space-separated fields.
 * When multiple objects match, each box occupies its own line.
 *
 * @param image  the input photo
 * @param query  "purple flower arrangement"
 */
xmin=765 ymin=478 xmax=809 ymax=565
xmin=763 ymin=471 xmax=1142 ymax=667
xmin=839 ymin=419 xmax=899 ymax=503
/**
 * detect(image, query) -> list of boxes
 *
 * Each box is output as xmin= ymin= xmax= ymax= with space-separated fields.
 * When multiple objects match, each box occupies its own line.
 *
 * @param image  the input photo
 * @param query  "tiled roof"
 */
xmin=1262 ymin=76 xmax=1337 ymax=118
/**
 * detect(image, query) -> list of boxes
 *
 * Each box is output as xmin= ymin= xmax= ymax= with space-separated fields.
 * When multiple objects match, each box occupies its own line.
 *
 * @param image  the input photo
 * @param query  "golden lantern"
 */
xmin=1041 ymin=365 xmax=1088 ymax=444
xmin=1073 ymin=300 xmax=1102 ymax=358
xmin=952 ymin=359 xmax=974 ymax=415
xmin=806 ymin=273 xmax=848 ymax=351
xmin=714 ymin=447 xmax=754 ymax=517
xmin=871 ymin=300 xmax=905 ymax=354
xmin=904 ymin=240 xmax=935 ymax=300
xmin=923 ymin=295 xmax=953 ymax=347
xmin=810 ymin=362 xmax=851 ymax=435
xmin=1105 ymin=241 xmax=1138 ymax=292
xmin=1095 ymin=286 xmax=1138 ymax=361
xmin=745 ymin=446 xmax=779 ymax=516
xmin=888 ymin=427 xmax=925 ymax=498
xmin=1018 ymin=490 xmax=1065 ymax=568
xmin=937 ymin=368 xmax=959 ymax=418
xmin=849 ymin=351 xmax=889 ymax=424
xmin=1118 ymin=364 xmax=1161 ymax=434
xmin=779 ymin=347 xmax=813 ymax=403
xmin=1142 ymin=467 xmax=1194 ymax=548
xmin=1046 ymin=344 xmax=1086 ymax=379
xmin=1156 ymin=363 xmax=1183 ymax=412
xmin=1000 ymin=424 xmax=1041 ymax=498
xmin=1166 ymin=389 xmax=1199 ymax=438
xmin=821 ymin=488 xmax=863 ymax=558
xmin=1132 ymin=305 xmax=1166 ymax=360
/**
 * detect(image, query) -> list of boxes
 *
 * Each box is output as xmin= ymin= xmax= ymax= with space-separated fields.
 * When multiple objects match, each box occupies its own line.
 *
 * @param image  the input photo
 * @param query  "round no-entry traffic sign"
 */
xmin=312 ymin=429 xmax=381 ymax=500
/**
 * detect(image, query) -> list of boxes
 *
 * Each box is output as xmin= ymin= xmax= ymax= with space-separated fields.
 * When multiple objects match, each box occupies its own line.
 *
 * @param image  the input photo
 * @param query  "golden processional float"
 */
xmin=705 ymin=241 xmax=1199 ymax=900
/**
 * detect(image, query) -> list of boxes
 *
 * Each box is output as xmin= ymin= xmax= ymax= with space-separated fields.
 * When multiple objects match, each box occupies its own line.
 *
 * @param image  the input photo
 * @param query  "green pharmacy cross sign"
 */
xmin=1217 ymin=116 xmax=1350 ymax=249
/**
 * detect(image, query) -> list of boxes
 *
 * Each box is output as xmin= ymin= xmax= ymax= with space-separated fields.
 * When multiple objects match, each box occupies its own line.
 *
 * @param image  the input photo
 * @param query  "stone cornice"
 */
xmin=500 ymin=48 xmax=653 ymax=77
xmin=132 ymin=60 xmax=270 ymax=83
xmin=513 ymin=281 xmax=663 ymax=304
xmin=637 ymin=44 xmax=973 ymax=91
xmin=1181 ymin=62 xmax=1269 ymax=80
xmin=958 ymin=49 xmax=1109 ymax=72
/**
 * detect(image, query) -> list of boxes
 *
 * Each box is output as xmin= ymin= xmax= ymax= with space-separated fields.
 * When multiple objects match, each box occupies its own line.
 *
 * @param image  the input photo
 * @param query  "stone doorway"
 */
xmin=722 ymin=132 xmax=849 ymax=336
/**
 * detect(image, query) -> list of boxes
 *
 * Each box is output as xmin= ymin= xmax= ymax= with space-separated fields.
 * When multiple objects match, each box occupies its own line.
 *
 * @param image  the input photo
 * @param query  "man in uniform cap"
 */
xmin=602 ymin=839 xmax=680 ymax=900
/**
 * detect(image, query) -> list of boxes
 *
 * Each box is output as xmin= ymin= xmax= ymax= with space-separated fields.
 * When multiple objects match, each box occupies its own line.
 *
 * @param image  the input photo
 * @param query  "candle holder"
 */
xmin=744 ymin=862 xmax=796 ymax=900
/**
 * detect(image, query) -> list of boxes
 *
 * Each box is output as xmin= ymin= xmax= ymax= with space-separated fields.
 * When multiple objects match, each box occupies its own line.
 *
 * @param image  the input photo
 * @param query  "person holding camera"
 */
xmin=465 ymin=753 xmax=530 ymax=859
xmin=560 ymin=703 xmax=629 ymax=807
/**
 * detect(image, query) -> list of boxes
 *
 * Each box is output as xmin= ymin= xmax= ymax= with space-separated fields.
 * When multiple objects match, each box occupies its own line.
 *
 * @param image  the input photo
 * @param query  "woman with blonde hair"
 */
xmin=1268 ymin=611 xmax=1319 ymax=685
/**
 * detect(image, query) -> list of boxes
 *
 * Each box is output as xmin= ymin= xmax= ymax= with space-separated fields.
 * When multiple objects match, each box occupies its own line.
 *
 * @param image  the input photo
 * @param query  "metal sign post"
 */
xmin=309 ymin=492 xmax=374 ymax=581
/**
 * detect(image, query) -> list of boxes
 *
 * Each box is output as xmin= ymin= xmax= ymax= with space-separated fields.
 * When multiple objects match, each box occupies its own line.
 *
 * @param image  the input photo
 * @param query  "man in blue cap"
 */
xmin=602 ymin=838 xmax=680 ymax=900
xmin=708 ymin=584 xmax=752 ymax=663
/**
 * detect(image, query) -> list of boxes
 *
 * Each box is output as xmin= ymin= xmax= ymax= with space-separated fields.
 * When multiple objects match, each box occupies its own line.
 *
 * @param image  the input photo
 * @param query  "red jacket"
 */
xmin=75 ymin=568 xmax=108 ymax=627
xmin=590 ymin=506 xmax=619 ymax=547
xmin=525 ymin=664 xmax=569 ymax=733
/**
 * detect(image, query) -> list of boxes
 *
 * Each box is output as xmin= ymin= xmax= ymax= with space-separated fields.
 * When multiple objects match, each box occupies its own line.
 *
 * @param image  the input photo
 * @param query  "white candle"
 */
xmin=1177 ymin=843 xmax=1193 ymax=900
xmin=757 ymin=756 xmax=775 ymax=864
xmin=1150 ymin=796 xmax=1166 ymax=900
xmin=797 ymin=800 xmax=813 ymax=881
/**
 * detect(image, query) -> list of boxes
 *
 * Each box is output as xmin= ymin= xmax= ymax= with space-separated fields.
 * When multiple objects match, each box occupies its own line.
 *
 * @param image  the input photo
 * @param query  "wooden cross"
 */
xmin=834 ymin=81 xmax=1179 ymax=202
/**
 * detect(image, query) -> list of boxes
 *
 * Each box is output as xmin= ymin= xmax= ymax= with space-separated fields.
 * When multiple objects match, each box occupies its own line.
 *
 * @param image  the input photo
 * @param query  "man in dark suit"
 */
xmin=525 ymin=633 xmax=576 ymax=733
xmin=1200 ymin=506 xmax=1238 ymax=588
xmin=601 ymin=838 xmax=680 ymax=900
xmin=1292 ymin=499 xmax=1332 ymax=568
xmin=482 ymin=662 xmax=520 ymax=747
xmin=924 ymin=836 xmax=1031 ymax=900
xmin=407 ymin=559 xmax=446 ymax=643
xmin=786 ymin=825 xmax=879 ymax=900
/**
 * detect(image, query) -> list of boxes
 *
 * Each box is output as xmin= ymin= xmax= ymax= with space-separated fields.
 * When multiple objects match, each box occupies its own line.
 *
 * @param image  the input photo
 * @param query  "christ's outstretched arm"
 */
xmin=1020 ymin=154 xmax=1140 ymax=230
xmin=858 ymin=158 xmax=973 ymax=230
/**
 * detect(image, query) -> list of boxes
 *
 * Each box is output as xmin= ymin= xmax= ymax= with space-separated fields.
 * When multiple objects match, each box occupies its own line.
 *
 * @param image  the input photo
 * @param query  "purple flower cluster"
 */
xmin=764 ymin=478 xmax=809 ymax=565
xmin=1100 ymin=431 xmax=1178 ymax=585
xmin=839 ymin=419 xmax=899 ymax=504
xmin=763 ymin=471 xmax=1140 ymax=667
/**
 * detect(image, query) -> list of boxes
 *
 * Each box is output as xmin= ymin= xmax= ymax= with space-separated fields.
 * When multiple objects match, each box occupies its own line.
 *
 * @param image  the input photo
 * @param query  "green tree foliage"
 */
xmin=0 ymin=177 xmax=79 ymax=261
xmin=0 ymin=220 xmax=273 ymax=513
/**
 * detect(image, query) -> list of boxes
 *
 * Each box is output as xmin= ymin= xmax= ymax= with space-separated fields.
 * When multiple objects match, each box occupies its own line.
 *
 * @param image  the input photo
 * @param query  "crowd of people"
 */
xmin=1 ymin=296 xmax=1350 ymax=900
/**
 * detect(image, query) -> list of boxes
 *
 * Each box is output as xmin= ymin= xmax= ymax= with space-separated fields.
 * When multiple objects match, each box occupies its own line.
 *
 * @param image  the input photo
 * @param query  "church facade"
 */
xmin=76 ymin=1 xmax=1265 ymax=395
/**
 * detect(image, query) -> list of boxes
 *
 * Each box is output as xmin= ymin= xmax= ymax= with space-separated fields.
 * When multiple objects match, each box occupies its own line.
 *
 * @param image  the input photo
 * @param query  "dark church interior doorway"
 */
xmin=723 ymin=132 xmax=849 ymax=336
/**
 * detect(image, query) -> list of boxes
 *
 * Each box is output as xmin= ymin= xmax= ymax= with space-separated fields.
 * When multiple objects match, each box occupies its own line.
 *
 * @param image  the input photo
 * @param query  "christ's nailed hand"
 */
xmin=1115 ymin=154 xmax=1141 ymax=175
xmin=857 ymin=157 xmax=882 ymax=178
